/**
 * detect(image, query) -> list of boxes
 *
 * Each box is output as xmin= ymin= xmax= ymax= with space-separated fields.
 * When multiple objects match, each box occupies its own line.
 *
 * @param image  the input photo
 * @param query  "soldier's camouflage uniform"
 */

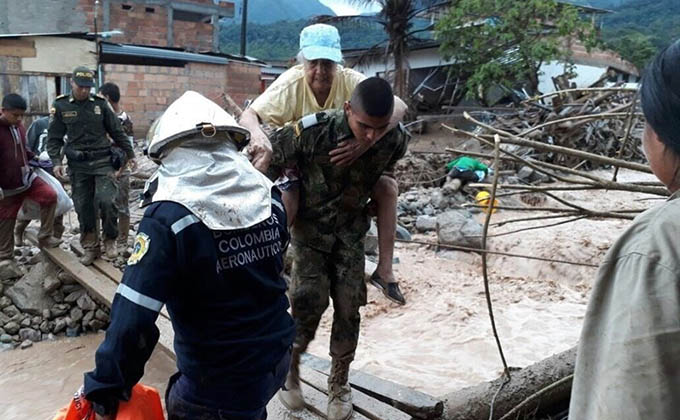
xmin=47 ymin=93 xmax=134 ymax=252
xmin=269 ymin=108 xmax=409 ymax=364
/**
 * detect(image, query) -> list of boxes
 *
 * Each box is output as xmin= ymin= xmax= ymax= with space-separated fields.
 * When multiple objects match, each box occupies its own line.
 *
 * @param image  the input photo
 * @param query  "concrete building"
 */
xmin=0 ymin=0 xmax=267 ymax=135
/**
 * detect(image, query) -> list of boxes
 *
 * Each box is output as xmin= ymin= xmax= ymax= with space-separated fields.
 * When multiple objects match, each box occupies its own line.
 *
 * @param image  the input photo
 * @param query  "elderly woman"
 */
xmin=240 ymin=24 xmax=408 ymax=305
xmin=569 ymin=39 xmax=680 ymax=419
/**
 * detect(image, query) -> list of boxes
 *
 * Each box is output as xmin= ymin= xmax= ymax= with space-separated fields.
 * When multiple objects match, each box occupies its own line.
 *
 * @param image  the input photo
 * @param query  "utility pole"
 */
xmin=240 ymin=0 xmax=248 ymax=56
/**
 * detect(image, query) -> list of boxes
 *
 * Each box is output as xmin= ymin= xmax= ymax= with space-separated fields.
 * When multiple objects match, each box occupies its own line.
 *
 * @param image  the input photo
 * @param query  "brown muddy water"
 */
xmin=0 ymin=333 xmax=315 ymax=420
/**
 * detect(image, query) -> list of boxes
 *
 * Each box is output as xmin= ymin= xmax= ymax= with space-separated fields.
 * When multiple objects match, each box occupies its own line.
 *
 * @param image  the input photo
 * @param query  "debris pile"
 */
xmin=0 ymin=257 xmax=109 ymax=351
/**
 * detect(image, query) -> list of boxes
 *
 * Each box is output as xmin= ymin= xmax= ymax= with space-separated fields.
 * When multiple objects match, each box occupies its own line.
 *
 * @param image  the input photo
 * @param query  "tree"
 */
xmin=320 ymin=0 xmax=440 ymax=99
xmin=604 ymin=30 xmax=657 ymax=71
xmin=435 ymin=0 xmax=597 ymax=101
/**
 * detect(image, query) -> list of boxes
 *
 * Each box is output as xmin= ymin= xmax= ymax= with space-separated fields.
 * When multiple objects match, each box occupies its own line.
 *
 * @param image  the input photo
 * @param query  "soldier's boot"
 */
xmin=103 ymin=239 xmax=118 ymax=260
xmin=37 ymin=204 xmax=61 ymax=249
xmin=278 ymin=344 xmax=305 ymax=411
xmin=79 ymin=250 xmax=99 ymax=266
xmin=327 ymin=358 xmax=353 ymax=420
xmin=117 ymin=215 xmax=130 ymax=257
xmin=80 ymin=231 xmax=100 ymax=266
xmin=14 ymin=219 xmax=29 ymax=247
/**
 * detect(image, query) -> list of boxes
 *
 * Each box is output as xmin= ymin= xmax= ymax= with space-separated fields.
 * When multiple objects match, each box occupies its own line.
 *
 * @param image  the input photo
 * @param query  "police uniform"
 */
xmin=83 ymin=189 xmax=295 ymax=419
xmin=268 ymin=109 xmax=408 ymax=380
xmin=46 ymin=69 xmax=134 ymax=256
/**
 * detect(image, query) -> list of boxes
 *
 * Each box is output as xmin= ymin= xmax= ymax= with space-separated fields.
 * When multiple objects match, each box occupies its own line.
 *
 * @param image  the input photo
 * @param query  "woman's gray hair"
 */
xmin=296 ymin=51 xmax=343 ymax=66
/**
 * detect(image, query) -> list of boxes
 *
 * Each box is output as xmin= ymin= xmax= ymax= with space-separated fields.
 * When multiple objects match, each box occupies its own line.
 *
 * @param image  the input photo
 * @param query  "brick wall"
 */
xmin=173 ymin=20 xmax=214 ymax=52
xmin=102 ymin=62 xmax=261 ymax=137
xmin=109 ymin=3 xmax=169 ymax=47
xmin=225 ymin=62 xmax=262 ymax=108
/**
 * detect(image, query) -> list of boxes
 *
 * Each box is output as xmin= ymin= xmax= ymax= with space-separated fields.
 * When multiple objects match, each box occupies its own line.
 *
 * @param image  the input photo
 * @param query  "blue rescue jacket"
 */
xmin=83 ymin=189 xmax=295 ymax=413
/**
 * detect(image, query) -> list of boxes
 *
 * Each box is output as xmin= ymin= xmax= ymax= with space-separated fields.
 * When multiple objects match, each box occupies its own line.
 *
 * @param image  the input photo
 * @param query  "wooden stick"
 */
xmin=458 ymin=114 xmax=652 ymax=173
xmin=481 ymin=135 xmax=511 ymax=379
xmin=484 ymin=215 xmax=588 ymax=238
xmin=519 ymin=111 xmax=642 ymax=137
xmin=613 ymin=90 xmax=640 ymax=182
xmin=525 ymin=87 xmax=637 ymax=103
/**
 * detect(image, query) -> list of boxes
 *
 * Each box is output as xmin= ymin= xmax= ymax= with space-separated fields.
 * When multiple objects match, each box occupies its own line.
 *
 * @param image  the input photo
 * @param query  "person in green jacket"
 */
xmin=445 ymin=156 xmax=489 ymax=190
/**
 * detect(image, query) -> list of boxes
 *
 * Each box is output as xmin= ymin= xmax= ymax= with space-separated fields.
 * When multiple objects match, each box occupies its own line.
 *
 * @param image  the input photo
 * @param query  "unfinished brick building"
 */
xmin=0 ymin=0 xmax=264 ymax=135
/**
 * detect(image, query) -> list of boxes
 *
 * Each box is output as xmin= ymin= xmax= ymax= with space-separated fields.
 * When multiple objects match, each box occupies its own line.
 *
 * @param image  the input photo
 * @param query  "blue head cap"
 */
xmin=299 ymin=24 xmax=342 ymax=63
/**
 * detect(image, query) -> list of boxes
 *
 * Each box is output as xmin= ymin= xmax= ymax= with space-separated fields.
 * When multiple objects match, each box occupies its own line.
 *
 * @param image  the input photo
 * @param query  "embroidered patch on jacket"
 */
xmin=128 ymin=233 xmax=150 ymax=265
xmin=94 ymin=105 xmax=101 ymax=115
xmin=62 ymin=111 xmax=78 ymax=118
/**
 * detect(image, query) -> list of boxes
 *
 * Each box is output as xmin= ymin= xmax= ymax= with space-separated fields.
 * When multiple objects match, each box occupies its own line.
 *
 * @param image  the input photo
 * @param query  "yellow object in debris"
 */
xmin=475 ymin=191 xmax=499 ymax=214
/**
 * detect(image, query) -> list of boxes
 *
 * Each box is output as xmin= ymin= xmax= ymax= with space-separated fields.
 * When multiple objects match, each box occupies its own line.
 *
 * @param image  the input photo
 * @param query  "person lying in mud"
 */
xmin=569 ymin=38 xmax=680 ymax=419
xmin=267 ymin=77 xmax=409 ymax=420
xmin=82 ymin=91 xmax=295 ymax=420
xmin=240 ymin=23 xmax=409 ymax=305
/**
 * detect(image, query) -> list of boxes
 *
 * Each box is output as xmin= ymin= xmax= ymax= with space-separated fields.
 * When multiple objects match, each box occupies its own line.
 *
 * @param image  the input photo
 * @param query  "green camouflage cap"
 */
xmin=72 ymin=66 xmax=95 ymax=87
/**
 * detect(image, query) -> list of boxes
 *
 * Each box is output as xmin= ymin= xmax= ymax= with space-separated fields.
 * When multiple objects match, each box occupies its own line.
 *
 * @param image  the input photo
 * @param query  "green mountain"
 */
xmin=220 ymin=19 xmax=387 ymax=60
xmin=224 ymin=0 xmax=335 ymax=24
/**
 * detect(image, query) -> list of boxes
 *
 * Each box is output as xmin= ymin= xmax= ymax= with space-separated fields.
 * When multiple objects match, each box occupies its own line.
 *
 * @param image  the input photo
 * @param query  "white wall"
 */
xmin=346 ymin=46 xmax=454 ymax=77
xmin=537 ymin=61 xmax=607 ymax=94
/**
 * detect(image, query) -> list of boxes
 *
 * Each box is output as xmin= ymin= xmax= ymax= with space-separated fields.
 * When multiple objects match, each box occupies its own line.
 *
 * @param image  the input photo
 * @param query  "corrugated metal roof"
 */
xmin=0 ymin=31 xmax=94 ymax=39
xmin=101 ymin=43 xmax=230 ymax=65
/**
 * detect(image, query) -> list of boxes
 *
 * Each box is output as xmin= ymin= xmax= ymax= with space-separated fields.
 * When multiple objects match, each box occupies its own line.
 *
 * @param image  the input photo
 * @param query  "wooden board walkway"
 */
xmin=27 ymin=231 xmax=442 ymax=420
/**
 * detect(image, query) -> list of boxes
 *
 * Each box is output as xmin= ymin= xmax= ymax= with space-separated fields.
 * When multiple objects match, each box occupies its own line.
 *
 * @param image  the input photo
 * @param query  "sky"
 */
xmin=319 ymin=0 xmax=381 ymax=16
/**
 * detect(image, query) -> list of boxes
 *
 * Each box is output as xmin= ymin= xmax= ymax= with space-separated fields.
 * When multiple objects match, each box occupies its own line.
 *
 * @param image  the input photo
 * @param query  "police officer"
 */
xmin=47 ymin=67 xmax=136 ymax=265
xmin=268 ymin=78 xmax=408 ymax=420
xmin=82 ymin=91 xmax=295 ymax=420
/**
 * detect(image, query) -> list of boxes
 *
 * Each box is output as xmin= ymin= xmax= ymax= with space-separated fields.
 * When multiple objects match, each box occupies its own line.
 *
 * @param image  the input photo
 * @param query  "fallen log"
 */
xmin=443 ymin=346 xmax=576 ymax=420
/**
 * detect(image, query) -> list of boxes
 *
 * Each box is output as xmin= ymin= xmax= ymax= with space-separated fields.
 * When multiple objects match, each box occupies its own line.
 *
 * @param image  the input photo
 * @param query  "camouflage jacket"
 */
xmin=47 ymin=93 xmax=134 ymax=173
xmin=269 ymin=109 xmax=409 ymax=252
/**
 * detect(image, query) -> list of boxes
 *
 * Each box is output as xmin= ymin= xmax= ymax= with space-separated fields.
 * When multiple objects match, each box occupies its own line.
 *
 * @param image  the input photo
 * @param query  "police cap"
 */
xmin=72 ymin=66 xmax=95 ymax=87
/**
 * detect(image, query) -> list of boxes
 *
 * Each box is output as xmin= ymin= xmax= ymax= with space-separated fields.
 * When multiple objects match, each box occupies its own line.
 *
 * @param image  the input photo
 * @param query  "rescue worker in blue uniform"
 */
xmin=81 ymin=91 xmax=295 ymax=420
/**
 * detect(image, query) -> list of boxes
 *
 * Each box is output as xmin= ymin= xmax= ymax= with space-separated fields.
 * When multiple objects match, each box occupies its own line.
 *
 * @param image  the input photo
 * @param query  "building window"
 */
xmin=121 ymin=4 xmax=132 ymax=11
xmin=145 ymin=7 xmax=155 ymax=13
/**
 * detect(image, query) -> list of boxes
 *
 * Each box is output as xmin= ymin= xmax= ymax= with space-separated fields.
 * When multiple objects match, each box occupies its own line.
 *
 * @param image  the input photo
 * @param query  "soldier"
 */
xmin=269 ymin=78 xmax=408 ymax=420
xmin=99 ymin=82 xmax=135 ymax=256
xmin=47 ymin=67 xmax=136 ymax=265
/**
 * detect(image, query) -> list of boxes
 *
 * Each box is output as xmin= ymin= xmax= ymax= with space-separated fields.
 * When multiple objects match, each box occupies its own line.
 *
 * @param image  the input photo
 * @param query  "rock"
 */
xmin=0 ymin=311 xmax=10 ymax=326
xmin=364 ymin=221 xmax=378 ymax=256
xmin=436 ymin=210 xmax=483 ymax=249
xmin=9 ymin=313 xmax=22 ymax=323
xmin=46 ymin=333 xmax=56 ymax=341
xmin=0 ymin=261 xmax=22 ymax=280
xmin=0 ymin=296 xmax=11 ymax=309
xmin=39 ymin=320 xmax=51 ymax=333
xmin=0 ymin=334 xmax=12 ymax=343
xmin=0 ymin=343 xmax=14 ymax=352
xmin=70 ymin=307 xmax=84 ymax=324
xmin=20 ymin=317 xmax=31 ymax=327
xmin=395 ymin=224 xmax=412 ymax=241
xmin=42 ymin=309 xmax=51 ymax=320
xmin=423 ymin=204 xmax=435 ymax=216
xmin=31 ymin=316 xmax=41 ymax=325
xmin=4 ymin=262 xmax=56 ymax=315
xmin=89 ymin=319 xmax=106 ymax=331
xmin=517 ymin=165 xmax=534 ymax=180
xmin=64 ymin=290 xmax=84 ymax=303
xmin=51 ymin=290 xmax=64 ymax=303
xmin=53 ymin=318 xmax=67 ymax=333
xmin=20 ymin=340 xmax=33 ymax=349
xmin=76 ymin=294 xmax=97 ymax=311
xmin=57 ymin=271 xmax=77 ymax=285
xmin=2 ymin=305 xmax=19 ymax=317
xmin=65 ymin=326 xmax=80 ymax=337
xmin=43 ymin=276 xmax=61 ymax=294
xmin=415 ymin=215 xmax=438 ymax=232
xmin=51 ymin=304 xmax=69 ymax=317
xmin=0 ymin=327 xmax=3 ymax=335
xmin=28 ymin=252 xmax=45 ymax=265
xmin=19 ymin=328 xmax=41 ymax=342
xmin=431 ymin=191 xmax=446 ymax=209
xmin=95 ymin=309 xmax=109 ymax=322
xmin=82 ymin=310 xmax=95 ymax=328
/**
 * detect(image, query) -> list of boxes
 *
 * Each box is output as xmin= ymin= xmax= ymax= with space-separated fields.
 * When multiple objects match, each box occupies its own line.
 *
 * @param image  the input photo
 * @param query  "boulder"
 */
xmin=53 ymin=318 xmax=67 ymax=333
xmin=2 ymin=305 xmax=19 ymax=317
xmin=395 ymin=224 xmax=412 ymax=241
xmin=436 ymin=210 xmax=483 ymax=249
xmin=0 ymin=261 xmax=22 ymax=280
xmin=4 ymin=262 xmax=56 ymax=315
xmin=57 ymin=271 xmax=77 ymax=285
xmin=76 ymin=294 xmax=97 ymax=312
xmin=19 ymin=328 xmax=41 ymax=342
xmin=20 ymin=340 xmax=33 ymax=349
xmin=43 ymin=276 xmax=61 ymax=294
xmin=4 ymin=321 xmax=19 ymax=335
xmin=70 ymin=307 xmax=84 ymax=324
xmin=415 ymin=216 xmax=437 ymax=232
xmin=0 ymin=296 xmax=11 ymax=309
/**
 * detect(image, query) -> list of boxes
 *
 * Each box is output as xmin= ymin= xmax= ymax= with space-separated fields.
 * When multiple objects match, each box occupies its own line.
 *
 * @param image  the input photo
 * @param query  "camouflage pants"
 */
xmin=70 ymin=171 xmax=119 ymax=250
xmin=289 ymin=239 xmax=367 ymax=362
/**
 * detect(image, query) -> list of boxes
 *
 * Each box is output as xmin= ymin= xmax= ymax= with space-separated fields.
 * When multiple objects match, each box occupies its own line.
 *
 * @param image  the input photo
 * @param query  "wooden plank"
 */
xmin=301 ymin=354 xmax=443 ymax=419
xmin=300 ymin=366 xmax=410 ymax=420
xmin=299 ymin=382 xmax=370 ymax=420
xmin=0 ymin=39 xmax=36 ymax=57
